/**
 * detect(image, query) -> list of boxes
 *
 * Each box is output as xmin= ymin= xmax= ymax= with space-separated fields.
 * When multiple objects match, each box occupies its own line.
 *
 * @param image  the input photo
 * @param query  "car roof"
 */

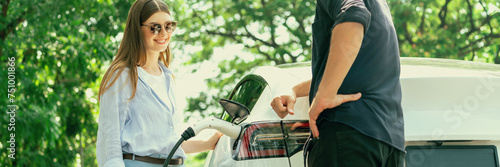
xmin=275 ymin=57 xmax=500 ymax=78
xmin=247 ymin=57 xmax=500 ymax=141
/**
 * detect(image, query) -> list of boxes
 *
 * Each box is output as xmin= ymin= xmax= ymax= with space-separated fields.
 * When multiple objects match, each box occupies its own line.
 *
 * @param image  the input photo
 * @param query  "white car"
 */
xmin=204 ymin=57 xmax=500 ymax=167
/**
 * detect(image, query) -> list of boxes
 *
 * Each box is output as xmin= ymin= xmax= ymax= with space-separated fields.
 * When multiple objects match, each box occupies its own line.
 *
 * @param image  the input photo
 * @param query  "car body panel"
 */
xmin=401 ymin=77 xmax=500 ymax=141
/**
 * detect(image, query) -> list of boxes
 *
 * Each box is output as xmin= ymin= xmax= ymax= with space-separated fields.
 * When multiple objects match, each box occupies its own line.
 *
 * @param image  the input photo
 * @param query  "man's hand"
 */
xmin=309 ymin=93 xmax=361 ymax=138
xmin=270 ymin=95 xmax=296 ymax=119
xmin=270 ymin=80 xmax=311 ymax=119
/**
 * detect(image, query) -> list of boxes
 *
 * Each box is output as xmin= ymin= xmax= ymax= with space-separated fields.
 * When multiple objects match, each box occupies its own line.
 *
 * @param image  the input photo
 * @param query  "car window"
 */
xmin=406 ymin=145 xmax=499 ymax=167
xmin=221 ymin=74 xmax=267 ymax=123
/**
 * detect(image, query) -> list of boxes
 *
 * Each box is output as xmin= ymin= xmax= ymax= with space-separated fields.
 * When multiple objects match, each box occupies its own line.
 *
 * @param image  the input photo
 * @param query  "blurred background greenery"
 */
xmin=1 ymin=0 xmax=499 ymax=166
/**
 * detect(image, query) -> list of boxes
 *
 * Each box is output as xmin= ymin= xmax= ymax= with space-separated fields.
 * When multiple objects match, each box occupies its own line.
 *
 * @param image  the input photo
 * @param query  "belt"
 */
xmin=123 ymin=154 xmax=183 ymax=165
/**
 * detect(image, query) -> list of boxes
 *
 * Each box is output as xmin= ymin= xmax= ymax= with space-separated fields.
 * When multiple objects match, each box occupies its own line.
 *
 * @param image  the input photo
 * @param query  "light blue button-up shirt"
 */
xmin=96 ymin=62 xmax=186 ymax=167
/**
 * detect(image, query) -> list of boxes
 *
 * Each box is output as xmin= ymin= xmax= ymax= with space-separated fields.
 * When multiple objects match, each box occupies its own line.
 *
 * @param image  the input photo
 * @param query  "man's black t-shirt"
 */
xmin=309 ymin=0 xmax=404 ymax=151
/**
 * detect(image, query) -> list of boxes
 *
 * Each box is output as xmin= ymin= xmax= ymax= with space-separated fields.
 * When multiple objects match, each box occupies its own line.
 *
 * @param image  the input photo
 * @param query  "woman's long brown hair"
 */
xmin=98 ymin=0 xmax=173 ymax=101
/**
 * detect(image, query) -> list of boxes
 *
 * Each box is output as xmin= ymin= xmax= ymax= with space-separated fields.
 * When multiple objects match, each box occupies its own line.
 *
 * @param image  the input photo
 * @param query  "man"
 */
xmin=270 ymin=0 xmax=405 ymax=166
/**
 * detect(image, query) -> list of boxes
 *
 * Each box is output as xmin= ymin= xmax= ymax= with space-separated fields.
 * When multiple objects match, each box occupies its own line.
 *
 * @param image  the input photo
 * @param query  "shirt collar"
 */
xmin=137 ymin=61 xmax=172 ymax=81
xmin=158 ymin=61 xmax=173 ymax=76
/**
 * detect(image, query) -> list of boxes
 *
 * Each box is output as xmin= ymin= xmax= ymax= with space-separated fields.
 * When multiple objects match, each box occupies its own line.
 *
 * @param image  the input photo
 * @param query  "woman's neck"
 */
xmin=141 ymin=52 xmax=162 ymax=76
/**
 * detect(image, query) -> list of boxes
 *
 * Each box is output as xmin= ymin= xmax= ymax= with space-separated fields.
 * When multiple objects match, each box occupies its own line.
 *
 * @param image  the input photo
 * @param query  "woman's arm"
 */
xmin=96 ymin=69 xmax=131 ymax=167
xmin=180 ymin=131 xmax=223 ymax=153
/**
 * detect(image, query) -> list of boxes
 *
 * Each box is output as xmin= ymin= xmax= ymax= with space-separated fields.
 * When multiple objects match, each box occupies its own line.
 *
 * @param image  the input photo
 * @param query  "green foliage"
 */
xmin=390 ymin=0 xmax=500 ymax=62
xmin=170 ymin=0 xmax=315 ymax=65
xmin=184 ymin=152 xmax=209 ymax=167
xmin=1 ymin=0 xmax=131 ymax=166
xmin=171 ymin=0 xmax=316 ymax=121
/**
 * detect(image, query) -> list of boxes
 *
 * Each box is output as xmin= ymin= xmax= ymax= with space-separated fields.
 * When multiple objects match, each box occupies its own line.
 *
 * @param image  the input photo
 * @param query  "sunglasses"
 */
xmin=141 ymin=21 xmax=177 ymax=35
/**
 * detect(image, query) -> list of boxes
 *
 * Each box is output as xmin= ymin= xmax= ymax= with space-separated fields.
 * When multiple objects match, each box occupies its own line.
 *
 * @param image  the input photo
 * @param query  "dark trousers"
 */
xmin=305 ymin=121 xmax=405 ymax=167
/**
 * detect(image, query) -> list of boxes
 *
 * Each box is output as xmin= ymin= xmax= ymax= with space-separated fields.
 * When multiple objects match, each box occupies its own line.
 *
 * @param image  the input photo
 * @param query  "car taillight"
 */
xmin=235 ymin=120 xmax=310 ymax=160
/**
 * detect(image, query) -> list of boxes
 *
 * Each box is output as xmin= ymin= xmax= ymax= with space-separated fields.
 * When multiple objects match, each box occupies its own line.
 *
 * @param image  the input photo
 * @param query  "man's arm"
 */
xmin=308 ymin=22 xmax=364 ymax=138
xmin=293 ymin=79 xmax=311 ymax=98
xmin=270 ymin=79 xmax=311 ymax=119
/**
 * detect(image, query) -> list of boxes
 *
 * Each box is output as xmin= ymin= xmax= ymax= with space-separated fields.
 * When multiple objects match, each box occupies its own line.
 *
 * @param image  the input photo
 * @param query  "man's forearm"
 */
xmin=316 ymin=22 xmax=364 ymax=97
xmin=293 ymin=79 xmax=311 ymax=98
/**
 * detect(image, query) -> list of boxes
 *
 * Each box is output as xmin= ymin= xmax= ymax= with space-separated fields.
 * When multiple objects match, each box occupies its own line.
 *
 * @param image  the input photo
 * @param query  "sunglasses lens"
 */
xmin=151 ymin=24 xmax=161 ymax=35
xmin=166 ymin=22 xmax=177 ymax=33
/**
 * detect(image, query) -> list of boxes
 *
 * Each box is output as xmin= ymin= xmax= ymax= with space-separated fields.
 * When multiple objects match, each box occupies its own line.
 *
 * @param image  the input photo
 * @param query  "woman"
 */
xmin=96 ymin=0 xmax=221 ymax=166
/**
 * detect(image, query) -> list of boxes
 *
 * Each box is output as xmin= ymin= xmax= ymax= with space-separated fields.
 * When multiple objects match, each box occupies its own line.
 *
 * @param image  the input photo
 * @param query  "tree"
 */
xmin=390 ymin=0 xmax=500 ymax=62
xmin=169 ymin=0 xmax=316 ymax=120
xmin=0 ymin=0 xmax=131 ymax=166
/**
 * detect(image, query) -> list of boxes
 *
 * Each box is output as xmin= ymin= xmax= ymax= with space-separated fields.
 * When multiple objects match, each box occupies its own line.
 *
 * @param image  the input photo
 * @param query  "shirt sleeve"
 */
xmin=96 ymin=69 xmax=132 ymax=167
xmin=318 ymin=0 xmax=371 ymax=33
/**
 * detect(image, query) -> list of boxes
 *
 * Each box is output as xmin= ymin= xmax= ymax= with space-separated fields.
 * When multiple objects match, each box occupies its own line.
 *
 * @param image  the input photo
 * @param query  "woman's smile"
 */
xmin=154 ymin=38 xmax=168 ymax=45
